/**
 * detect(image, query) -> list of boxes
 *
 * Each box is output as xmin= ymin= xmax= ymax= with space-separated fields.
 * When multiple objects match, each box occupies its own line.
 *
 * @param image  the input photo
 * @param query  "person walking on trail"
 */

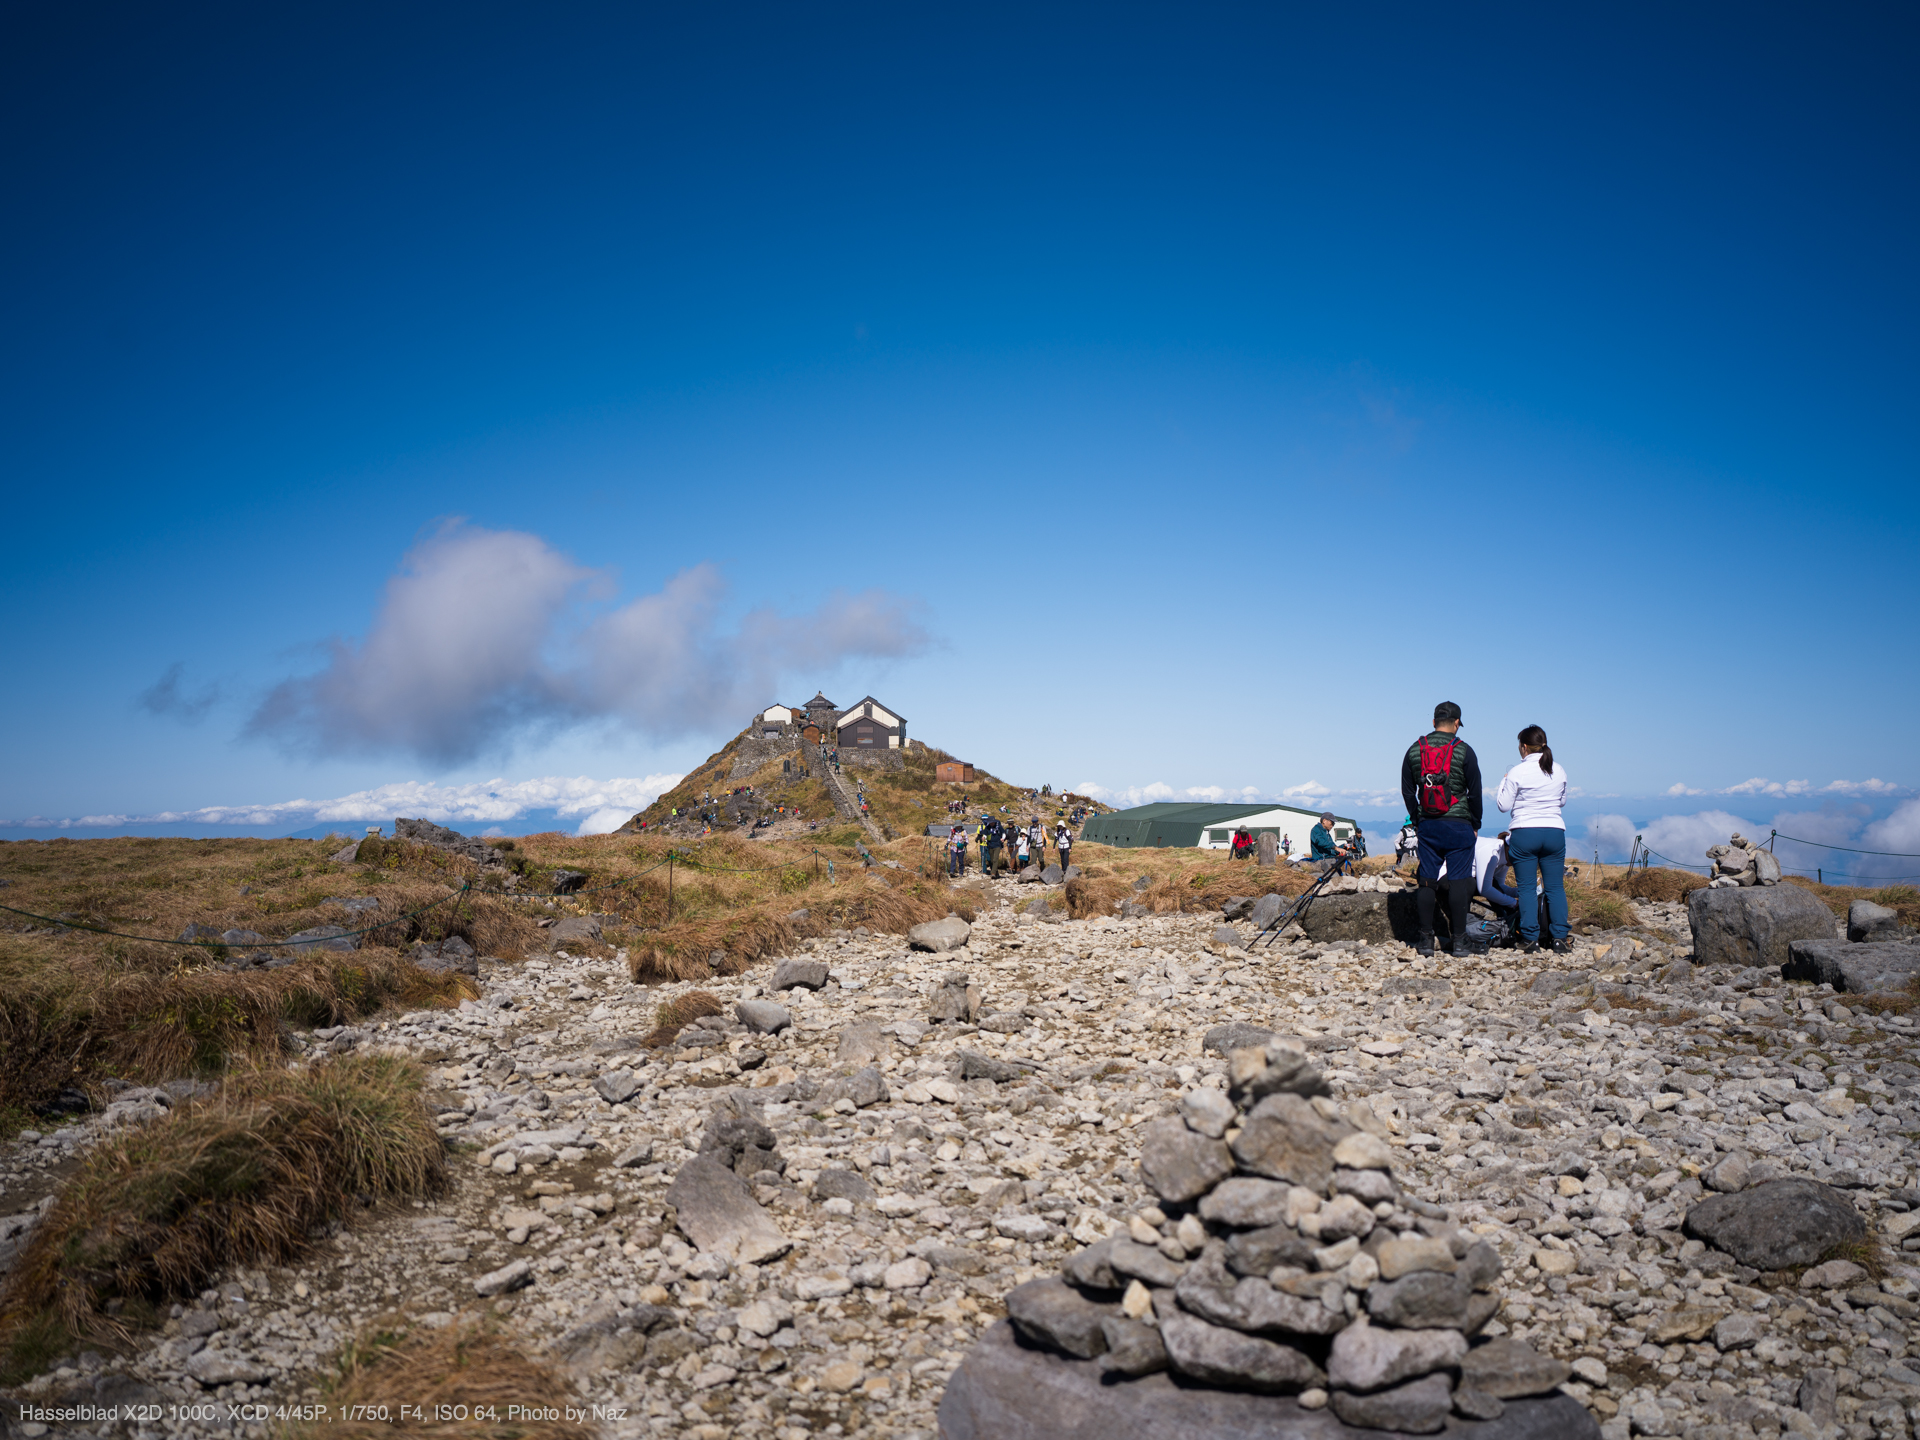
xmin=1497 ymin=725 xmax=1570 ymax=954
xmin=949 ymin=824 xmax=968 ymax=877
xmin=1055 ymin=822 xmax=1073 ymax=871
xmin=1400 ymin=701 xmax=1483 ymax=958
xmin=1014 ymin=826 xmax=1031 ymax=870
xmin=1028 ymin=819 xmax=1046 ymax=866
xmin=1393 ymin=816 xmax=1418 ymax=871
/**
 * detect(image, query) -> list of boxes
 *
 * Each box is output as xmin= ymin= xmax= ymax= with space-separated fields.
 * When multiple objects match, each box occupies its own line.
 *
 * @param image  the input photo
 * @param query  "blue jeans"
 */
xmin=1509 ymin=827 xmax=1569 ymax=942
xmin=1415 ymin=819 xmax=1477 ymax=884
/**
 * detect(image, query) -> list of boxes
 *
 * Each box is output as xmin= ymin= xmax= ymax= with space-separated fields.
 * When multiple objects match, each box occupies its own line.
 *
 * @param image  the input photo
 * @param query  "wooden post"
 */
xmin=667 ymin=851 xmax=674 ymax=923
xmin=1257 ymin=833 xmax=1277 ymax=867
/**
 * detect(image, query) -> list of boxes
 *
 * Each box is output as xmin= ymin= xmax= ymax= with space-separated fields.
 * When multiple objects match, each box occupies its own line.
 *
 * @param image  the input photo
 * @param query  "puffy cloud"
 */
xmin=575 ymin=806 xmax=641 ymax=837
xmin=10 ymin=774 xmax=682 ymax=831
xmin=249 ymin=525 xmax=927 ymax=765
xmin=1282 ymin=781 xmax=1332 ymax=799
xmin=1577 ymin=813 xmax=1640 ymax=861
xmin=1723 ymin=777 xmax=1813 ymax=797
xmin=1665 ymin=782 xmax=1704 ymax=797
xmin=139 ymin=663 xmax=220 ymax=723
xmin=1823 ymin=778 xmax=1905 ymax=796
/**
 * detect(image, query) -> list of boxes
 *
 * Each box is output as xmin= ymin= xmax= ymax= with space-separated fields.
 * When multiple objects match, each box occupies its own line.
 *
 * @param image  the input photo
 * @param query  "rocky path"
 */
xmin=6 ymin=883 xmax=1920 ymax=1440
xmin=820 ymin=761 xmax=885 ymax=846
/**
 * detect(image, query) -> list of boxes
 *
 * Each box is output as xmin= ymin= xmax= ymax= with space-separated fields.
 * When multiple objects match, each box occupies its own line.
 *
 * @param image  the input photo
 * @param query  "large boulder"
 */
xmin=1683 ymin=1178 xmax=1866 ymax=1270
xmin=1783 ymin=939 xmax=1920 ymax=995
xmin=910 ymin=916 xmax=972 ymax=953
xmin=1688 ymin=884 xmax=1836 ymax=968
xmin=937 ymin=1321 xmax=1598 ymax=1440
xmin=394 ymin=817 xmax=507 ymax=869
xmin=662 ymin=1155 xmax=792 ymax=1265
xmin=1298 ymin=892 xmax=1425 ymax=944
xmin=1850 ymin=900 xmax=1908 ymax=943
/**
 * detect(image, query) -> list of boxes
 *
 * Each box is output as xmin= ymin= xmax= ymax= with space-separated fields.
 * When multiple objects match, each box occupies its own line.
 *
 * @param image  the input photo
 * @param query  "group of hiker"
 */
xmin=1399 ymin=701 xmax=1570 ymax=958
xmin=946 ymin=816 xmax=1074 ymax=878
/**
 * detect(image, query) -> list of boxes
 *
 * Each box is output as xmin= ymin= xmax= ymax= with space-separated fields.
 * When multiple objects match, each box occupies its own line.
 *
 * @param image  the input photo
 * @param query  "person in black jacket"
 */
xmin=1400 ymin=700 xmax=1483 ymax=957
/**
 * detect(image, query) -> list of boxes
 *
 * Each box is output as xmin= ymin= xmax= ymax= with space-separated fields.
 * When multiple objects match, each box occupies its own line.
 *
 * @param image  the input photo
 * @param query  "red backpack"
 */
xmin=1416 ymin=737 xmax=1458 ymax=818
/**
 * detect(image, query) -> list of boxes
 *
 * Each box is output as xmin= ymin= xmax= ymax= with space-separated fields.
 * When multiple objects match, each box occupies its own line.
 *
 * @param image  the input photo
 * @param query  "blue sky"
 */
xmin=4 ymin=3 xmax=1917 ymax=876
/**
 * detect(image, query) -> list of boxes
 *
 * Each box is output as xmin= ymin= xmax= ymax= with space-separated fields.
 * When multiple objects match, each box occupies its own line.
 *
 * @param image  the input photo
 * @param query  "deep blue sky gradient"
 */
xmin=4 ymin=3 xmax=1917 ymax=856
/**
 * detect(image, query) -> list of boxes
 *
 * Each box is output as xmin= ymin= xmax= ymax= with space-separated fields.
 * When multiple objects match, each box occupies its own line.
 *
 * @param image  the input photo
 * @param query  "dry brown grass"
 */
xmin=289 ymin=1319 xmax=593 ymax=1440
xmin=1060 ymin=845 xmax=1316 ymax=919
xmin=1602 ymin=866 xmax=1711 ymax=903
xmin=643 ymin=989 xmax=724 ymax=1047
xmin=0 ymin=1054 xmax=443 ymax=1373
xmin=0 ymin=936 xmax=475 ymax=1118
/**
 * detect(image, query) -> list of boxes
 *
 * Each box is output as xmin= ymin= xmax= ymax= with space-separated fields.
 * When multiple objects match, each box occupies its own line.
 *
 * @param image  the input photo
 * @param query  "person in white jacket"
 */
xmin=1496 ymin=725 xmax=1570 ymax=954
xmin=1438 ymin=833 xmax=1520 ymax=911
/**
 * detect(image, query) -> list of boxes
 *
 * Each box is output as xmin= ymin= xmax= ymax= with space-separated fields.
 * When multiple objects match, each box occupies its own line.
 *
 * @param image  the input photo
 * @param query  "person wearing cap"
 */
xmin=1400 ymin=700 xmax=1483 ymax=958
xmin=1310 ymin=812 xmax=1343 ymax=866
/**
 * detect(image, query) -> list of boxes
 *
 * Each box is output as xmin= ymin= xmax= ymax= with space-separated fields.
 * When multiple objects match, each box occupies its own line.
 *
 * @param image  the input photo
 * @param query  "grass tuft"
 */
xmin=643 ymin=989 xmax=725 ymax=1047
xmin=0 ymin=1053 xmax=443 ymax=1373
xmin=289 ymin=1318 xmax=593 ymax=1440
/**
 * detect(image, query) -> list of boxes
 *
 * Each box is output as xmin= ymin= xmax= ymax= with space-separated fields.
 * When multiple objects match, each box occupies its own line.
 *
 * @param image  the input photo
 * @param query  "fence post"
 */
xmin=667 ymin=851 xmax=674 ymax=923
xmin=1818 ymin=867 xmax=1822 ymax=885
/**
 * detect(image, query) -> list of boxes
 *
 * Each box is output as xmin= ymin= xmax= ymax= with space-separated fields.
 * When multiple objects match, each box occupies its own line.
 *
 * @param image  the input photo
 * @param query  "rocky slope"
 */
xmin=4 ymin=879 xmax=1918 ymax=1440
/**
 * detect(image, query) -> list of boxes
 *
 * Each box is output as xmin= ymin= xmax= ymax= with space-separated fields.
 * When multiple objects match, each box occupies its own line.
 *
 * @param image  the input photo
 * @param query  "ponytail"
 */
xmin=1518 ymin=725 xmax=1553 ymax=775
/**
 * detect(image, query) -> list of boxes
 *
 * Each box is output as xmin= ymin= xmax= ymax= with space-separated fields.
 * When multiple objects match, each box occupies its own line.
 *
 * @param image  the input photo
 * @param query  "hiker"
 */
xmin=1029 ymin=818 xmax=1046 ymax=865
xmin=1280 ymin=832 xmax=1292 ymax=859
xmin=1348 ymin=825 xmax=1368 ymax=859
xmin=1438 ymin=832 xmax=1519 ymax=912
xmin=948 ymin=825 xmax=967 ymax=877
xmin=1055 ymin=822 xmax=1073 ymax=870
xmin=1014 ymin=826 xmax=1031 ymax=869
xmin=1497 ymin=724 xmax=1571 ymax=954
xmin=1309 ymin=812 xmax=1344 ymax=867
xmin=1231 ymin=827 xmax=1254 ymax=861
xmin=1393 ymin=816 xmax=1418 ymax=870
xmin=1400 ymin=700 xmax=1483 ymax=958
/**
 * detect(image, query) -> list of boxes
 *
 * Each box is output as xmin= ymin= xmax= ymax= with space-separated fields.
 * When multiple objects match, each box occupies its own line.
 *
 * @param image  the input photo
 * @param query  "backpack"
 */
xmin=1416 ymin=737 xmax=1459 ymax=818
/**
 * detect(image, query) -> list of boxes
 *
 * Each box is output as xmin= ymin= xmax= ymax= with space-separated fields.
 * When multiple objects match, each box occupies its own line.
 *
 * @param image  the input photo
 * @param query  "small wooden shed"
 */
xmin=936 ymin=761 xmax=975 ymax=784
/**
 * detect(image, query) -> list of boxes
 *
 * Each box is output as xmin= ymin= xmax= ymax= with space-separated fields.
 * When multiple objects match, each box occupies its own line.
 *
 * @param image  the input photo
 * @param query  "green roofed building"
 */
xmin=1079 ymin=802 xmax=1361 ymax=855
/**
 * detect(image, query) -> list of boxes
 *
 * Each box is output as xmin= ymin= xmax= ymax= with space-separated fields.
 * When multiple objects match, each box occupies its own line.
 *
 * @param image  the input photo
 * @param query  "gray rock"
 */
xmin=1682 ymin=1178 xmax=1866 ymax=1269
xmin=1137 ymin=1116 xmax=1235 ymax=1204
xmin=937 ymin=1321 xmax=1599 ymax=1439
xmin=1783 ymin=938 xmax=1920 ymax=994
xmin=220 ymin=928 xmax=266 ymax=947
xmin=550 ymin=915 xmax=602 ymax=943
xmin=285 ymin=924 xmax=359 ymax=953
xmin=1366 ymin=1272 xmax=1476 ymax=1329
xmin=1202 ymin=1021 xmax=1277 ymax=1056
xmin=1229 ymin=1045 xmax=1332 ymax=1105
xmin=1042 ymin=863 xmax=1064 ymax=884
xmin=1199 ymin=1177 xmax=1292 ymax=1227
xmin=1381 ymin=975 xmax=1453 ymax=998
xmin=1249 ymin=893 xmax=1285 ymax=931
xmin=1752 ymin=849 xmax=1782 ymax=885
xmin=1849 ymin=899 xmax=1905 ymax=943
xmin=1702 ymin=1150 xmax=1750 ymax=1193
xmin=909 ymin=916 xmax=973 ymax=952
xmin=1175 ymin=1247 xmax=1346 ymax=1338
xmin=1222 ymin=897 xmax=1255 ymax=922
xmin=958 ymin=1050 xmax=1028 ymax=1085
xmin=1712 ymin=1312 xmax=1764 ymax=1351
xmin=1459 ymin=1241 xmax=1502 ymax=1291
xmin=663 ymin=1155 xmax=793 ymax=1265
xmin=1005 ymin=1276 xmax=1115 ymax=1358
xmin=770 ymin=958 xmax=831 ymax=990
xmin=1098 ymin=1316 xmax=1168 ymax=1377
xmin=836 ymin=1018 xmax=888 ymax=1064
xmin=187 ymin=1351 xmax=269 ymax=1387
xmin=547 ymin=868 xmax=587 ymax=894
xmin=817 ymin=1065 xmax=889 ymax=1109
xmin=813 ymin=1168 xmax=875 ymax=1205
xmin=592 ymin=1069 xmax=640 ymax=1104
xmin=1178 ymin=1087 xmax=1237 ymax=1139
xmin=1226 ymin=1224 xmax=1319 ymax=1278
xmin=395 ymin=817 xmax=508 ymax=869
xmin=1458 ymin=1337 xmax=1571 ymax=1397
xmin=1327 ymin=1321 xmax=1466 ymax=1392
xmin=1061 ymin=865 xmax=1082 ymax=881
xmin=1333 ymin=1169 xmax=1397 ymax=1206
xmin=699 ymin=1106 xmax=785 ymax=1177
xmin=1527 ymin=969 xmax=1591 ymax=999
xmin=1018 ymin=864 xmax=1044 ymax=883
xmin=1064 ymin=1238 xmax=1121 ymax=1294
xmin=929 ymin=973 xmax=982 ymax=1023
xmin=1454 ymin=1387 xmax=1506 ymax=1421
xmin=1328 ymin=1372 xmax=1453 ymax=1433
xmin=1230 ymin=1092 xmax=1347 ymax=1192
xmin=410 ymin=934 xmax=478 ymax=975
xmin=735 ymin=999 xmax=792 ymax=1034
xmin=1799 ymin=1368 xmax=1837 ymax=1425
xmin=473 ymin=1259 xmax=534 ymax=1297
xmin=1107 ymin=1235 xmax=1187 ymax=1289
xmin=1297 ymin=892 xmax=1419 ymax=943
xmin=1159 ymin=1310 xmax=1325 ymax=1392
xmin=1688 ymin=884 xmax=1837 ymax=968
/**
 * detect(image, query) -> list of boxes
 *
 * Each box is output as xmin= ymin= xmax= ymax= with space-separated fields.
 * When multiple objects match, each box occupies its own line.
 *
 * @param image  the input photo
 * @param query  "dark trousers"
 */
xmin=1415 ymin=818 xmax=1477 ymax=942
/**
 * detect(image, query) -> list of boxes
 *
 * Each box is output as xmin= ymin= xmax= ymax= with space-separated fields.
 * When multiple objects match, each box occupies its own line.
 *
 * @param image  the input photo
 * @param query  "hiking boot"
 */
xmin=1451 ymin=937 xmax=1473 ymax=958
xmin=1520 ymin=940 xmax=1540 ymax=955
xmin=1551 ymin=937 xmax=1575 ymax=955
xmin=1414 ymin=933 xmax=1435 ymax=957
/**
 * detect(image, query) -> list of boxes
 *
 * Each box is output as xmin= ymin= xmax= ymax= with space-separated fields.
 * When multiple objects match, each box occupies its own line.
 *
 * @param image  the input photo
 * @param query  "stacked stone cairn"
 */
xmin=997 ymin=1040 xmax=1583 ymax=1434
xmin=1705 ymin=833 xmax=1783 ymax=889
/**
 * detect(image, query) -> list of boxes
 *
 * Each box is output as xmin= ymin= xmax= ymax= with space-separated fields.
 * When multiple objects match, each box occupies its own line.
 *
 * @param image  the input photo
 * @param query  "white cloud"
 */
xmin=1665 ymin=783 xmax=1704 ymax=796
xmin=249 ymin=524 xmax=928 ymax=765
xmin=1577 ymin=813 xmax=1640 ymax=860
xmin=1823 ymin=778 xmax=1905 ymax=796
xmin=9 ymin=774 xmax=683 ymax=832
xmin=1723 ymin=777 xmax=1813 ymax=797
xmin=575 ymin=806 xmax=640 ymax=837
xmin=1864 ymin=799 xmax=1920 ymax=864
xmin=1282 ymin=781 xmax=1332 ymax=799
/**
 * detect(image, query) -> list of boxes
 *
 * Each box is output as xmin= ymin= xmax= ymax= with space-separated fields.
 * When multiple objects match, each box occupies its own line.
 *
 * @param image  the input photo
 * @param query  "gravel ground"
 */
xmin=5 ymin=880 xmax=1919 ymax=1440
